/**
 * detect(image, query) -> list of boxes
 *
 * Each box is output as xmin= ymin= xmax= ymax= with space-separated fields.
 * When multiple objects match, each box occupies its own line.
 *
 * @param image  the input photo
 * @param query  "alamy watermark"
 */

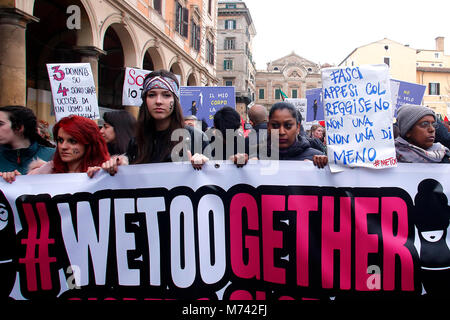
xmin=66 ymin=5 xmax=81 ymax=30
xmin=170 ymin=128 xmax=281 ymax=175
xmin=366 ymin=265 xmax=381 ymax=290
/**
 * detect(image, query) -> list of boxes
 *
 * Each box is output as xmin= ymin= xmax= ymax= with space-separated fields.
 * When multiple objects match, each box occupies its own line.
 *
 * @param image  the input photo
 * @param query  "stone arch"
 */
xmin=141 ymin=39 xmax=166 ymax=71
xmin=168 ymin=58 xmax=184 ymax=85
xmin=26 ymin=0 xmax=96 ymax=122
xmin=99 ymin=14 xmax=139 ymax=67
xmin=98 ymin=26 xmax=126 ymax=108
xmin=186 ymin=70 xmax=198 ymax=86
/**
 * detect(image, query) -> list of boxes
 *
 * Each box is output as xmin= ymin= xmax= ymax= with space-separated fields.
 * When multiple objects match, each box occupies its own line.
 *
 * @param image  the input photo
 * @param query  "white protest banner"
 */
xmin=46 ymin=63 xmax=99 ymax=121
xmin=285 ymin=98 xmax=307 ymax=123
xmin=1 ymin=162 xmax=449 ymax=301
xmin=122 ymin=67 xmax=182 ymax=107
xmin=322 ymin=65 xmax=396 ymax=172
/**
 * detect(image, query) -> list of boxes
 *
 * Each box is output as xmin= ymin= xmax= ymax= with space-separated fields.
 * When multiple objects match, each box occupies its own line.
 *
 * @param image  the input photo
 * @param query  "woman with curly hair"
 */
xmin=2 ymin=115 xmax=110 ymax=182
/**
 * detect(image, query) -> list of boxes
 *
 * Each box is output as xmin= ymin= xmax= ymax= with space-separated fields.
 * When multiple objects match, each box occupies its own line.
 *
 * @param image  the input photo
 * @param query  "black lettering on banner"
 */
xmin=6 ymin=184 xmax=426 ymax=301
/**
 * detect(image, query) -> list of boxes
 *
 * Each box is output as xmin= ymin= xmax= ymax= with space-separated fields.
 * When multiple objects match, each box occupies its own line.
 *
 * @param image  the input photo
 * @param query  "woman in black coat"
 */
xmin=265 ymin=102 xmax=328 ymax=168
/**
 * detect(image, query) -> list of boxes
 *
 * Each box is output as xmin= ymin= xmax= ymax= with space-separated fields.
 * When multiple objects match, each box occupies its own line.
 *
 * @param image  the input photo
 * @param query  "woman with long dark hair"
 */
xmin=100 ymin=110 xmax=136 ymax=155
xmin=266 ymin=102 xmax=328 ymax=168
xmin=0 ymin=106 xmax=55 ymax=176
xmin=100 ymin=69 xmax=208 ymax=175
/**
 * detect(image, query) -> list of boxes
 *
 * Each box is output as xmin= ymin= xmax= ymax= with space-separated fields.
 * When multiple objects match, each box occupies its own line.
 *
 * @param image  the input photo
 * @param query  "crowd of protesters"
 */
xmin=1 ymin=69 xmax=450 ymax=183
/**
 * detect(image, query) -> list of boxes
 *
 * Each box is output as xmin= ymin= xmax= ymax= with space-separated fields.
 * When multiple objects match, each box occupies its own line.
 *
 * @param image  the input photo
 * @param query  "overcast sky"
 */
xmin=242 ymin=0 xmax=450 ymax=70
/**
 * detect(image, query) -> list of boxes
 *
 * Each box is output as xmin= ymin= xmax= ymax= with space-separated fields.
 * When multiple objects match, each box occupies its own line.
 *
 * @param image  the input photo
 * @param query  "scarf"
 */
xmin=395 ymin=137 xmax=450 ymax=163
xmin=141 ymin=75 xmax=179 ymax=99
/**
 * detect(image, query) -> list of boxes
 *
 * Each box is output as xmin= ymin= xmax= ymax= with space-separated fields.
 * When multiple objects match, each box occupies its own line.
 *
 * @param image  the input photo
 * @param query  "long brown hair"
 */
xmin=134 ymin=70 xmax=184 ymax=163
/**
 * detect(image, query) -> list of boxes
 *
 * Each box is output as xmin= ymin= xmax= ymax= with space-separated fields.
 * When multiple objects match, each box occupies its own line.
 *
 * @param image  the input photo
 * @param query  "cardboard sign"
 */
xmin=285 ymin=98 xmax=307 ymax=124
xmin=122 ymin=67 xmax=151 ymax=107
xmin=322 ymin=65 xmax=396 ymax=171
xmin=46 ymin=63 xmax=99 ymax=121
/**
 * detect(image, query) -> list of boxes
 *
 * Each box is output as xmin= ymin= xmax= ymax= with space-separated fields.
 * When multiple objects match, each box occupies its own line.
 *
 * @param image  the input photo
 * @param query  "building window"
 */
xmin=224 ymin=38 xmax=235 ymax=50
xmin=224 ymin=59 xmax=233 ymax=71
xmin=435 ymin=52 xmax=440 ymax=59
xmin=175 ymin=2 xmax=189 ymax=38
xmin=153 ymin=0 xmax=162 ymax=14
xmin=206 ymin=39 xmax=214 ymax=65
xmin=259 ymin=88 xmax=265 ymax=99
xmin=208 ymin=0 xmax=212 ymax=15
xmin=429 ymin=83 xmax=440 ymax=95
xmin=225 ymin=20 xmax=236 ymax=30
xmin=275 ymin=89 xmax=281 ymax=100
xmin=292 ymin=89 xmax=298 ymax=98
xmin=191 ymin=21 xmax=200 ymax=51
xmin=226 ymin=4 xmax=237 ymax=8
xmin=384 ymin=57 xmax=390 ymax=66
xmin=225 ymin=80 xmax=233 ymax=86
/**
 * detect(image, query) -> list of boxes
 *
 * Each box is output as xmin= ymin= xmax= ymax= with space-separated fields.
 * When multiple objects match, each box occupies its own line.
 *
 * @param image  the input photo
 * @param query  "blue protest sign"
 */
xmin=306 ymin=88 xmax=324 ymax=122
xmin=390 ymin=79 xmax=426 ymax=116
xmin=180 ymin=86 xmax=236 ymax=127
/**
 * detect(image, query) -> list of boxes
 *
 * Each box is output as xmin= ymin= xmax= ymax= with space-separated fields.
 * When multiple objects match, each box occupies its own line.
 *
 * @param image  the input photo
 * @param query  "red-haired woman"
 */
xmin=1 ymin=115 xmax=111 ymax=182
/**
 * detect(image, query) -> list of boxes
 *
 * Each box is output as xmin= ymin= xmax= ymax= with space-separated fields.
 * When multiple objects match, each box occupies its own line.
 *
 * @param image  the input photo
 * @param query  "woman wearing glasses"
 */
xmin=395 ymin=104 xmax=450 ymax=163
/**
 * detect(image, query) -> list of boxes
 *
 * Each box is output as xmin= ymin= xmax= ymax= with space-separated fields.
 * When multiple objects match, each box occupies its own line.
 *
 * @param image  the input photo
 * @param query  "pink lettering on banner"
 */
xmin=374 ymin=157 xmax=397 ymax=168
xmin=321 ymin=196 xmax=352 ymax=290
xmin=288 ymin=195 xmax=318 ymax=287
xmin=229 ymin=290 xmax=266 ymax=300
xmin=262 ymin=195 xmax=286 ymax=284
xmin=18 ymin=203 xmax=57 ymax=292
xmin=229 ymin=289 xmax=253 ymax=300
xmin=381 ymin=197 xmax=414 ymax=291
xmin=355 ymin=197 xmax=379 ymax=291
xmin=230 ymin=193 xmax=260 ymax=280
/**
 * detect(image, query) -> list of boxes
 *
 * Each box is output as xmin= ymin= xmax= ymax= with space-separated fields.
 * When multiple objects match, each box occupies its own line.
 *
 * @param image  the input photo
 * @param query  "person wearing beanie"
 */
xmin=395 ymin=104 xmax=450 ymax=163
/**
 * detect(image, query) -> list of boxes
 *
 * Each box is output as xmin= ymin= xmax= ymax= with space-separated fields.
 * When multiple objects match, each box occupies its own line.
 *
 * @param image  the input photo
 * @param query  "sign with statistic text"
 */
xmin=46 ymin=63 xmax=99 ymax=121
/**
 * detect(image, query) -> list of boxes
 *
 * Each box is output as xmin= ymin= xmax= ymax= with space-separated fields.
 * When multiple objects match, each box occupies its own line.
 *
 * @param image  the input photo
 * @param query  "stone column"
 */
xmin=73 ymin=46 xmax=106 ymax=96
xmin=0 ymin=8 xmax=39 ymax=107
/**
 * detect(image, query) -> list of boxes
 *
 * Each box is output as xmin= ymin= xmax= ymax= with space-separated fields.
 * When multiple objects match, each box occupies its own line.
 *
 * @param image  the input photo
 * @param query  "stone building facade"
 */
xmin=0 ymin=0 xmax=219 ymax=123
xmin=217 ymin=0 xmax=256 ymax=119
xmin=340 ymin=37 xmax=450 ymax=117
xmin=254 ymin=52 xmax=322 ymax=111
